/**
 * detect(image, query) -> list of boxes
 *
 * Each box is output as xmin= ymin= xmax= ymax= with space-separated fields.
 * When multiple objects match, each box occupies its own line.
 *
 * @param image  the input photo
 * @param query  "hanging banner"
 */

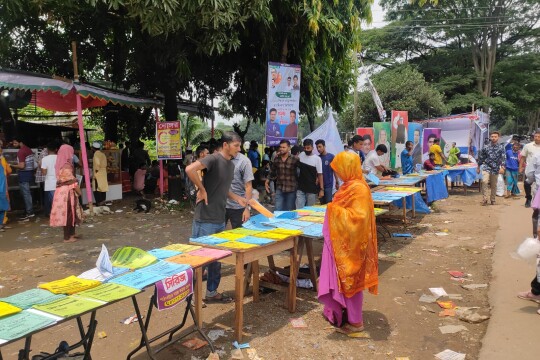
xmin=156 ymin=121 xmax=182 ymax=160
xmin=367 ymin=78 xmax=386 ymax=122
xmin=356 ymin=127 xmax=375 ymax=155
xmin=391 ymin=110 xmax=409 ymax=169
xmin=155 ymin=268 xmax=193 ymax=311
xmin=408 ymin=123 xmax=424 ymax=168
xmin=422 ymin=128 xmax=442 ymax=162
xmin=373 ymin=122 xmax=391 ymax=168
xmin=266 ymin=62 xmax=301 ymax=146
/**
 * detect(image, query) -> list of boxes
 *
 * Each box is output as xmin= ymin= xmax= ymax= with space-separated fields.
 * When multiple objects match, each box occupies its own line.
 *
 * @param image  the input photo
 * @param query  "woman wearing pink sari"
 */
xmin=50 ymin=145 xmax=82 ymax=243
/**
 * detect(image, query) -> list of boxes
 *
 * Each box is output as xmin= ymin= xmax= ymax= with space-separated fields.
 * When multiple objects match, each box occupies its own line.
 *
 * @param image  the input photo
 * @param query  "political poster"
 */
xmin=155 ymin=268 xmax=193 ymax=311
xmin=266 ymin=62 xmax=301 ymax=146
xmin=373 ymin=122 xmax=391 ymax=168
xmin=391 ymin=110 xmax=409 ymax=169
xmin=356 ymin=127 xmax=375 ymax=155
xmin=156 ymin=121 xmax=182 ymax=160
xmin=408 ymin=123 xmax=424 ymax=169
xmin=422 ymin=128 xmax=442 ymax=162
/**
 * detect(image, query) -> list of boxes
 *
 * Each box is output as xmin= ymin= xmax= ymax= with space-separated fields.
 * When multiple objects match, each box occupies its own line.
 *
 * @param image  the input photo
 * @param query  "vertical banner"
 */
xmin=367 ymin=78 xmax=387 ymax=122
xmin=155 ymin=268 xmax=193 ymax=311
xmin=391 ymin=110 xmax=408 ymax=169
xmin=373 ymin=122 xmax=391 ymax=168
xmin=408 ymin=123 xmax=424 ymax=168
xmin=156 ymin=121 xmax=182 ymax=160
xmin=422 ymin=128 xmax=442 ymax=162
xmin=356 ymin=127 xmax=375 ymax=155
xmin=266 ymin=62 xmax=301 ymax=146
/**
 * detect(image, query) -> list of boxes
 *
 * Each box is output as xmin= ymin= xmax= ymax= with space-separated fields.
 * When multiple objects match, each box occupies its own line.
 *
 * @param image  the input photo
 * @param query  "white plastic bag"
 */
xmin=516 ymin=238 xmax=540 ymax=260
xmin=496 ymin=174 xmax=505 ymax=197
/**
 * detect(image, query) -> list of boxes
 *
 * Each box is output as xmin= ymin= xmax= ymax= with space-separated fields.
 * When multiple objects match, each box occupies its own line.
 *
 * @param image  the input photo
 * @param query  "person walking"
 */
xmin=50 ymin=145 xmax=82 ymax=243
xmin=40 ymin=141 xmax=59 ymax=217
xmin=477 ymin=131 xmax=506 ymax=206
xmin=12 ymin=138 xmax=35 ymax=219
xmin=265 ymin=140 xmax=298 ymax=211
xmin=401 ymin=141 xmax=414 ymax=175
xmin=318 ymin=151 xmax=378 ymax=334
xmin=0 ymin=146 xmax=12 ymax=226
xmin=519 ymin=130 xmax=540 ymax=207
xmin=226 ymin=151 xmax=254 ymax=229
xmin=247 ymin=141 xmax=261 ymax=171
xmin=296 ymin=139 xmax=323 ymax=209
xmin=185 ymin=132 xmax=247 ymax=303
xmin=0 ymin=158 xmax=9 ymax=232
xmin=505 ymin=142 xmax=521 ymax=198
xmin=91 ymin=142 xmax=109 ymax=206
xmin=316 ymin=139 xmax=338 ymax=204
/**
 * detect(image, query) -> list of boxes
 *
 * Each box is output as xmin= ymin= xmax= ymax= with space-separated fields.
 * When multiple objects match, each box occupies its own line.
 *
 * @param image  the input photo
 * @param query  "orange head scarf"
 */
xmin=327 ymin=151 xmax=378 ymax=297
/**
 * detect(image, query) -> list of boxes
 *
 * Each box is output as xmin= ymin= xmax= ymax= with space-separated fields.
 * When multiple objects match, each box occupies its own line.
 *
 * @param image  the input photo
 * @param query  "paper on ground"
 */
xmin=435 ymin=349 xmax=466 ymax=360
xmin=429 ymin=287 xmax=448 ymax=298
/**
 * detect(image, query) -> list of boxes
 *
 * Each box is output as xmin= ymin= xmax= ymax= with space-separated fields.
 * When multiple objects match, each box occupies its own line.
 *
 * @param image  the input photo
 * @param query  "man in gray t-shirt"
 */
xmin=226 ymin=152 xmax=254 ymax=229
xmin=186 ymin=132 xmax=247 ymax=303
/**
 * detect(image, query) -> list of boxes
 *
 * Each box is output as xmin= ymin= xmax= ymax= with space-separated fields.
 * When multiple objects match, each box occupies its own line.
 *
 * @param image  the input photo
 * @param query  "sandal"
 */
xmin=204 ymin=292 xmax=234 ymax=303
xmin=517 ymin=291 xmax=540 ymax=304
xmin=335 ymin=323 xmax=365 ymax=335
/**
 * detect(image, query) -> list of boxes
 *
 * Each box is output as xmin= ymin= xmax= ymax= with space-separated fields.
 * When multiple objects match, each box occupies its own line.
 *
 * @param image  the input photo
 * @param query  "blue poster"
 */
xmin=408 ymin=123 xmax=424 ymax=168
xmin=266 ymin=62 xmax=301 ymax=146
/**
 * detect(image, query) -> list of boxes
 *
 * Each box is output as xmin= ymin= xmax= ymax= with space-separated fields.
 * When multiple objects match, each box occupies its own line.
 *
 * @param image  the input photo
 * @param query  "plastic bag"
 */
xmin=516 ymin=237 xmax=540 ymax=260
xmin=496 ymin=174 xmax=505 ymax=197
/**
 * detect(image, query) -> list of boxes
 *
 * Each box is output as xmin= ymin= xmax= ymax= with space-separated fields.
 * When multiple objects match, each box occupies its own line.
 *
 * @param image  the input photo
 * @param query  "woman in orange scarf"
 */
xmin=318 ymin=151 xmax=378 ymax=334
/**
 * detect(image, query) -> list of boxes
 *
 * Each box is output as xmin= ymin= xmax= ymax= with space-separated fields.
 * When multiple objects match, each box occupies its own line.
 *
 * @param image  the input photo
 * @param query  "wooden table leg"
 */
xmin=411 ymin=194 xmax=416 ymax=218
xmin=194 ymin=267 xmax=203 ymax=329
xmin=267 ymin=255 xmax=276 ymax=270
xmin=243 ymin=263 xmax=253 ymax=295
xmin=288 ymin=238 xmax=298 ymax=313
xmin=305 ymin=238 xmax=318 ymax=292
xmin=234 ymin=252 xmax=245 ymax=342
xmin=402 ymin=197 xmax=407 ymax=223
xmin=252 ymin=261 xmax=260 ymax=303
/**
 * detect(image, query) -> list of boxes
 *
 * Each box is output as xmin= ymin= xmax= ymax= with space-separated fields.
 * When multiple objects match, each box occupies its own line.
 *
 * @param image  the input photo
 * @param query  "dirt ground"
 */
xmin=0 ymin=187 xmax=503 ymax=360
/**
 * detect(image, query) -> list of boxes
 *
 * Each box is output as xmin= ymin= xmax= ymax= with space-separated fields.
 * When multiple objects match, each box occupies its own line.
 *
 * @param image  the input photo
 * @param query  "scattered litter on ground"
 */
xmin=448 ymin=271 xmax=465 ymax=278
xmin=121 ymin=315 xmax=140 ymax=325
xmin=444 ymin=221 xmax=454 ymax=224
xmin=461 ymin=283 xmax=488 ymax=290
xmin=97 ymin=331 xmax=107 ymax=339
xmin=207 ymin=329 xmax=226 ymax=341
xmin=435 ymin=349 xmax=466 ymax=360
xmin=422 ymin=248 xmax=439 ymax=252
xmin=429 ymin=287 xmax=448 ymax=298
xmin=232 ymin=341 xmax=250 ymax=349
xmin=348 ymin=331 xmax=371 ymax=338
xmin=448 ymin=294 xmax=463 ymax=301
xmin=387 ymin=252 xmax=402 ymax=258
xmin=439 ymin=309 xmax=455 ymax=317
xmin=435 ymin=232 xmax=449 ymax=236
xmin=419 ymin=294 xmax=438 ymax=303
xmin=246 ymin=348 xmax=263 ymax=360
xmin=181 ymin=337 xmax=208 ymax=350
xmin=289 ymin=318 xmax=307 ymax=328
xmin=392 ymin=233 xmax=413 ymax=238
xmin=438 ymin=325 xmax=468 ymax=334
xmin=482 ymin=242 xmax=496 ymax=249
xmin=436 ymin=300 xmax=456 ymax=309
xmin=455 ymin=307 xmax=490 ymax=324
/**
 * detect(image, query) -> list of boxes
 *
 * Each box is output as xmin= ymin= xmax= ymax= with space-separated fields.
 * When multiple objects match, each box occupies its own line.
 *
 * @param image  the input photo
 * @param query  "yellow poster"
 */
xmin=156 ymin=121 xmax=182 ymax=160
xmin=0 ymin=301 xmax=22 ymax=318
xmin=38 ymin=276 xmax=101 ymax=295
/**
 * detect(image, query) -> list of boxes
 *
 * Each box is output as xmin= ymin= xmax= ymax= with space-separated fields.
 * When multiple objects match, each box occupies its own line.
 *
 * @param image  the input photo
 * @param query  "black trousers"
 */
xmin=94 ymin=191 xmax=106 ymax=205
xmin=530 ymin=210 xmax=540 ymax=295
xmin=225 ymin=208 xmax=245 ymax=229
xmin=525 ymin=181 xmax=532 ymax=201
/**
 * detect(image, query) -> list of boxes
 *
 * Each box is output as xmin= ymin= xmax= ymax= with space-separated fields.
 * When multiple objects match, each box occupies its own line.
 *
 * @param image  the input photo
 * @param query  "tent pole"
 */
xmin=71 ymin=40 xmax=93 ymax=214
xmin=155 ymin=108 xmax=164 ymax=197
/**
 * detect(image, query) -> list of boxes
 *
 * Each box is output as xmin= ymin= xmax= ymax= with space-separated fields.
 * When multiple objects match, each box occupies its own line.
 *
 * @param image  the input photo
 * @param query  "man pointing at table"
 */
xmin=186 ymin=132 xmax=248 ymax=303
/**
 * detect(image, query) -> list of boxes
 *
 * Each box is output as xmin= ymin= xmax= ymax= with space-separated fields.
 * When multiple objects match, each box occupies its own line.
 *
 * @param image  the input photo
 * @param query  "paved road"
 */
xmin=480 ymin=199 xmax=540 ymax=359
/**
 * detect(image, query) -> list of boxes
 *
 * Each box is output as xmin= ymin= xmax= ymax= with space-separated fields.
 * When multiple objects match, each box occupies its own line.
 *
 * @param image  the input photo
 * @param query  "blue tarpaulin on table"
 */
xmin=426 ymin=172 xmax=449 ymax=203
xmin=392 ymin=193 xmax=431 ymax=214
xmin=446 ymin=168 xmax=479 ymax=186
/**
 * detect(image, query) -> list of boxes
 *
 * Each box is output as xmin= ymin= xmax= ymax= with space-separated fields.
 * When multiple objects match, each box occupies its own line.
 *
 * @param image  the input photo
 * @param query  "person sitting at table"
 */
xmin=363 ymin=145 xmax=391 ymax=179
xmin=423 ymin=152 xmax=437 ymax=171
xmin=318 ymin=151 xmax=378 ymax=334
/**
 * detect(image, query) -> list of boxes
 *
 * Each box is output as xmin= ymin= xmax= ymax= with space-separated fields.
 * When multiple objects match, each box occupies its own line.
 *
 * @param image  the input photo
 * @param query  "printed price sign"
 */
xmin=155 ymin=268 xmax=193 ymax=310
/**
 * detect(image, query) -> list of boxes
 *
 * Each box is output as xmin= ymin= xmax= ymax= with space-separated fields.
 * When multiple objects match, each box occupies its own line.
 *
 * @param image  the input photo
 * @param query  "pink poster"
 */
xmin=155 ymin=269 xmax=193 ymax=311
xmin=355 ymin=127 xmax=375 ymax=155
xmin=422 ymin=128 xmax=442 ymax=162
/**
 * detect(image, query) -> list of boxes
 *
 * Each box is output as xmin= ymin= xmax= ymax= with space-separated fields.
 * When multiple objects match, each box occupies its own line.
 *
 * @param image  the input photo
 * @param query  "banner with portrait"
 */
xmin=408 ymin=122 xmax=424 ymax=168
xmin=373 ymin=122 xmax=391 ymax=168
xmin=265 ymin=62 xmax=301 ymax=146
xmin=356 ymin=127 xmax=375 ymax=155
xmin=391 ymin=110 xmax=409 ymax=169
xmin=422 ymin=128 xmax=442 ymax=162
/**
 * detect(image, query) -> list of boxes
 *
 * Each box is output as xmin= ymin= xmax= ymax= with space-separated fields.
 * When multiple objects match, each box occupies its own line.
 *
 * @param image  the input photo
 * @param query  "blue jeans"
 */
xmin=191 ymin=220 xmax=226 ymax=297
xmin=275 ymin=189 xmax=296 ymax=211
xmin=296 ymin=190 xmax=317 ymax=209
xmin=19 ymin=182 xmax=33 ymax=215
xmin=44 ymin=190 xmax=55 ymax=216
xmin=321 ymin=187 xmax=333 ymax=204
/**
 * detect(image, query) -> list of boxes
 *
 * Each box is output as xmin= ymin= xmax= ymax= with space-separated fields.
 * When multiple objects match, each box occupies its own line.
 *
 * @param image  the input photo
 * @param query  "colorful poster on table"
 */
xmin=156 ymin=121 xmax=182 ymax=160
xmin=422 ymin=128 xmax=442 ymax=162
xmin=356 ymin=127 xmax=375 ymax=155
xmin=391 ymin=110 xmax=409 ymax=169
xmin=155 ymin=269 xmax=193 ymax=311
xmin=408 ymin=123 xmax=424 ymax=169
xmin=265 ymin=62 xmax=301 ymax=146
xmin=373 ymin=122 xmax=391 ymax=168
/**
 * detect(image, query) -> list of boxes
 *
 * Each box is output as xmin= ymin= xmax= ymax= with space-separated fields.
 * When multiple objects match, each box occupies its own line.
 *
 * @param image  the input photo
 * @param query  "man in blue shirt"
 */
xmin=401 ymin=141 xmax=414 ymax=175
xmin=247 ymin=141 xmax=260 ymax=169
xmin=316 ymin=139 xmax=338 ymax=204
xmin=505 ymin=142 xmax=520 ymax=197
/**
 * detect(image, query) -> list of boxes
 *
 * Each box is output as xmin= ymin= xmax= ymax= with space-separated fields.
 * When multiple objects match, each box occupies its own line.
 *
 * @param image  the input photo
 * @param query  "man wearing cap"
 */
xmin=92 ymin=142 xmax=109 ymax=206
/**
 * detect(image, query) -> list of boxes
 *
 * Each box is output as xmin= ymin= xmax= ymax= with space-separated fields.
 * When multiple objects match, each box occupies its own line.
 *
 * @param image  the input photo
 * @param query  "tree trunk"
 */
xmin=162 ymin=81 xmax=178 ymax=121
xmin=281 ymin=33 xmax=289 ymax=63
xmin=233 ymin=119 xmax=251 ymax=145
xmin=103 ymin=105 xmax=119 ymax=142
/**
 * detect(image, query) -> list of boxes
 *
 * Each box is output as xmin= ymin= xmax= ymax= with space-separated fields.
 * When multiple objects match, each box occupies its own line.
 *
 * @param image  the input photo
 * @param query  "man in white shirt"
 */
xmin=296 ymin=139 xmax=323 ymax=209
xmin=40 ymin=141 xmax=59 ymax=217
xmin=363 ymin=144 xmax=389 ymax=177
xmin=519 ymin=131 xmax=540 ymax=207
